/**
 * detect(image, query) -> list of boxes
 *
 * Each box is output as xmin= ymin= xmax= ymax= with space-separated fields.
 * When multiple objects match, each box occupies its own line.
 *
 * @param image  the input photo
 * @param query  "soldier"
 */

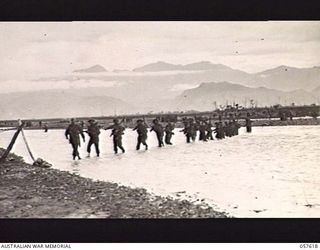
xmin=183 ymin=118 xmax=197 ymax=143
xmin=180 ymin=119 xmax=192 ymax=143
xmin=232 ymin=119 xmax=241 ymax=136
xmin=164 ymin=122 xmax=175 ymax=145
xmin=65 ymin=118 xmax=85 ymax=160
xmin=190 ymin=119 xmax=198 ymax=142
xmin=150 ymin=119 xmax=164 ymax=147
xmin=86 ymin=119 xmax=100 ymax=157
xmin=106 ymin=118 xmax=125 ymax=154
xmin=198 ymin=120 xmax=207 ymax=141
xmin=43 ymin=124 xmax=48 ymax=133
xmin=214 ymin=122 xmax=220 ymax=139
xmin=206 ymin=120 xmax=214 ymax=140
xmin=245 ymin=113 xmax=252 ymax=133
xmin=133 ymin=119 xmax=148 ymax=150
xmin=224 ymin=122 xmax=231 ymax=137
xmin=229 ymin=121 xmax=235 ymax=137
xmin=214 ymin=122 xmax=224 ymax=140
xmin=80 ymin=120 xmax=85 ymax=130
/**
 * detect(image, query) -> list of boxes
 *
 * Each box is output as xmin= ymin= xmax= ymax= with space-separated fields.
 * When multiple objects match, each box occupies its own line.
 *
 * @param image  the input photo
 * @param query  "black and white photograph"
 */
xmin=0 ymin=21 xmax=319 ymax=222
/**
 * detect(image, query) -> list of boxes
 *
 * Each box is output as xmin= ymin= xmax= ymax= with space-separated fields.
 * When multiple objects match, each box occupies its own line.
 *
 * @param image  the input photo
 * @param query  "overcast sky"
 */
xmin=0 ymin=21 xmax=320 ymax=81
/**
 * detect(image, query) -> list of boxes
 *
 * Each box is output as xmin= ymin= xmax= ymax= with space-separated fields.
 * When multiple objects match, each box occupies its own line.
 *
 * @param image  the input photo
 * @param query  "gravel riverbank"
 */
xmin=0 ymin=149 xmax=228 ymax=218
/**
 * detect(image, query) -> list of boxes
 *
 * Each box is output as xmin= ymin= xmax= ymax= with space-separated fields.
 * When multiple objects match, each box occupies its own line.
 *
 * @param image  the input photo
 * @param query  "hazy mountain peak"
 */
xmin=175 ymin=81 xmax=317 ymax=111
xmin=73 ymin=64 xmax=107 ymax=73
xmin=133 ymin=61 xmax=182 ymax=72
xmin=133 ymin=61 xmax=234 ymax=72
xmin=254 ymin=65 xmax=320 ymax=91
xmin=257 ymin=65 xmax=297 ymax=75
xmin=183 ymin=61 xmax=230 ymax=71
xmin=198 ymin=81 xmax=243 ymax=89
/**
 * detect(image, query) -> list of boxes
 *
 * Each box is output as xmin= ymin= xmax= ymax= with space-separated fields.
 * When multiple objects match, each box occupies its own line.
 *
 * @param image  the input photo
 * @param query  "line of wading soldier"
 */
xmin=65 ymin=114 xmax=253 ymax=160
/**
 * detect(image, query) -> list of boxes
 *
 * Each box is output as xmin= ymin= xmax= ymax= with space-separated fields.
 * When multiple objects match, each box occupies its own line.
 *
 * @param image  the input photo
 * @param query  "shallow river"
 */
xmin=1 ymin=126 xmax=319 ymax=217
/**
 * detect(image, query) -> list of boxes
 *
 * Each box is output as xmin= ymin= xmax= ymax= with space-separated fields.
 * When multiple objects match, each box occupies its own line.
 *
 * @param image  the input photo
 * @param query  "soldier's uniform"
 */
xmin=86 ymin=120 xmax=101 ymax=156
xmin=214 ymin=122 xmax=224 ymax=139
xmin=65 ymin=120 xmax=85 ymax=160
xmin=245 ymin=117 xmax=252 ymax=133
xmin=198 ymin=122 xmax=207 ymax=141
xmin=224 ymin=122 xmax=232 ymax=137
xmin=206 ymin=122 xmax=214 ymax=140
xmin=232 ymin=120 xmax=241 ymax=136
xmin=190 ymin=121 xmax=197 ymax=142
xmin=150 ymin=119 xmax=164 ymax=147
xmin=133 ymin=120 xmax=148 ymax=150
xmin=229 ymin=121 xmax=235 ymax=137
xmin=164 ymin=122 xmax=175 ymax=145
xmin=106 ymin=119 xmax=125 ymax=154
xmin=181 ymin=119 xmax=197 ymax=143
xmin=181 ymin=125 xmax=191 ymax=143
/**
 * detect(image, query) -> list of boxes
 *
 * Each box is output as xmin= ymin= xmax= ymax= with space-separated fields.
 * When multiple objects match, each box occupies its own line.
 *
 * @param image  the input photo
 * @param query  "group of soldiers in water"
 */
xmin=64 ymin=115 xmax=253 ymax=160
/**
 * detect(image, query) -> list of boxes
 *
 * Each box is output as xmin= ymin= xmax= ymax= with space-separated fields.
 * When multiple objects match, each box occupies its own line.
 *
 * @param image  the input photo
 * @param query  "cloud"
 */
xmin=0 ymin=21 xmax=319 ymax=80
xmin=0 ymin=79 xmax=125 ymax=93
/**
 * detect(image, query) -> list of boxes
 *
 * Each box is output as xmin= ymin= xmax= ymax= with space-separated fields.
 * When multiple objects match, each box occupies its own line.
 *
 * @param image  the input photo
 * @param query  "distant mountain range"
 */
xmin=252 ymin=65 xmax=320 ymax=91
xmin=173 ymin=81 xmax=319 ymax=111
xmin=0 ymin=89 xmax=133 ymax=120
xmin=0 ymin=61 xmax=319 ymax=120
xmin=0 ymin=81 xmax=319 ymax=120
xmin=70 ymin=61 xmax=320 ymax=92
xmin=73 ymin=64 xmax=107 ymax=73
xmin=132 ymin=61 xmax=233 ymax=72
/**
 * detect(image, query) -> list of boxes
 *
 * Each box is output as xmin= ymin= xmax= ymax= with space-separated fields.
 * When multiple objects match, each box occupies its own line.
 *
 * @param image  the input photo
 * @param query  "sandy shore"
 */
xmin=0 ymin=148 xmax=228 ymax=218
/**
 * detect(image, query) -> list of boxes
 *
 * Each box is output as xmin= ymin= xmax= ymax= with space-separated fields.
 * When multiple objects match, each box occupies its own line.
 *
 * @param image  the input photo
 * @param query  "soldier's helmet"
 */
xmin=113 ymin=118 xmax=119 ymax=124
xmin=153 ymin=119 xmax=159 ymax=124
xmin=137 ymin=119 xmax=143 ymax=123
xmin=88 ymin=119 xmax=95 ymax=123
xmin=70 ymin=118 xmax=75 ymax=123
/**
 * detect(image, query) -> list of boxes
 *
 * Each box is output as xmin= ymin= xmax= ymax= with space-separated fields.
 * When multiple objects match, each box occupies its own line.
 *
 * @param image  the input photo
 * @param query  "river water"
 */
xmin=1 ymin=125 xmax=319 ymax=217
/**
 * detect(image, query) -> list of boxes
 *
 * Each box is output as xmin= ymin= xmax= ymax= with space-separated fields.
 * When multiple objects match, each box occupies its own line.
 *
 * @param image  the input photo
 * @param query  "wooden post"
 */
xmin=0 ymin=122 xmax=24 ymax=163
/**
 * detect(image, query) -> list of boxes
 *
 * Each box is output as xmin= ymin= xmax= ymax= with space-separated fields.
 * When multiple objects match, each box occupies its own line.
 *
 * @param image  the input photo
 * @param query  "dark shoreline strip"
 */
xmin=0 ymin=148 xmax=228 ymax=218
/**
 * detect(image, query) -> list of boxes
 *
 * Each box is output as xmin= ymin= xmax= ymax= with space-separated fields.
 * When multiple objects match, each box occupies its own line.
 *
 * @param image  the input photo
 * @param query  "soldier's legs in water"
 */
xmin=87 ymin=139 xmax=93 ymax=155
xmin=117 ymin=138 xmax=125 ymax=153
xmin=72 ymin=143 xmax=80 ymax=160
xmin=94 ymin=142 xmax=100 ymax=156
xmin=141 ymin=136 xmax=148 ymax=150
xmin=157 ymin=133 xmax=164 ymax=147
xmin=113 ymin=137 xmax=118 ymax=154
xmin=136 ymin=136 xmax=141 ymax=150
xmin=199 ymin=132 xmax=203 ymax=141
xmin=166 ymin=134 xmax=172 ymax=145
xmin=192 ymin=134 xmax=196 ymax=142
xmin=203 ymin=132 xmax=207 ymax=141
xmin=72 ymin=144 xmax=77 ymax=159
xmin=169 ymin=134 xmax=172 ymax=144
xmin=205 ymin=132 xmax=210 ymax=140
xmin=136 ymin=141 xmax=141 ymax=150
xmin=186 ymin=134 xmax=190 ymax=143
xmin=165 ymin=134 xmax=169 ymax=144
